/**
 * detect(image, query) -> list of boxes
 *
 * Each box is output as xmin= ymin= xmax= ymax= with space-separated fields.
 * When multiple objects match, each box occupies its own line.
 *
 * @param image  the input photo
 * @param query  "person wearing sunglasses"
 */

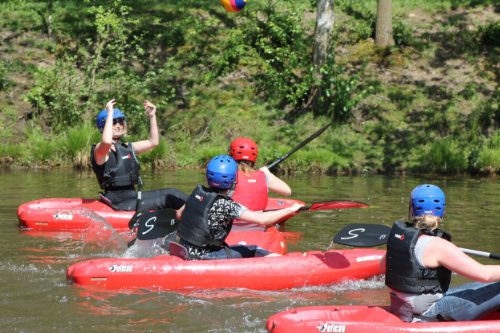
xmin=91 ymin=99 xmax=188 ymax=212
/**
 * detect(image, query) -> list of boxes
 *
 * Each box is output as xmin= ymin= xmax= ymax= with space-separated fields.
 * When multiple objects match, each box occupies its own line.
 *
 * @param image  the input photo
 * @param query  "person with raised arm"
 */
xmin=379 ymin=184 xmax=500 ymax=322
xmin=91 ymin=99 xmax=188 ymax=211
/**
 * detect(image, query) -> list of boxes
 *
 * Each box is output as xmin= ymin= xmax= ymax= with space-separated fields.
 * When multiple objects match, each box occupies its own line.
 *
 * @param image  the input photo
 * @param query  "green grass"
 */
xmin=0 ymin=0 xmax=499 ymax=175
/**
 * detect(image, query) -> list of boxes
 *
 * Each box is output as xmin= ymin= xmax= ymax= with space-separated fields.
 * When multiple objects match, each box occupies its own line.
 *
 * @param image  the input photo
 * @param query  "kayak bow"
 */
xmin=267 ymin=305 xmax=500 ymax=333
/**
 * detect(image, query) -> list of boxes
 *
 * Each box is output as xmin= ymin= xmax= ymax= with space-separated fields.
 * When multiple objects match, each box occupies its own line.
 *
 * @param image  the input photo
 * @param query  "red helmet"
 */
xmin=228 ymin=138 xmax=258 ymax=162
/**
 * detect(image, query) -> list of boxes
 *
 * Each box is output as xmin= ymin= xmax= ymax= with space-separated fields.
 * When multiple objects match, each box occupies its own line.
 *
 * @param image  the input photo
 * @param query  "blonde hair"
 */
xmin=237 ymin=160 xmax=255 ymax=177
xmin=414 ymin=215 xmax=441 ymax=231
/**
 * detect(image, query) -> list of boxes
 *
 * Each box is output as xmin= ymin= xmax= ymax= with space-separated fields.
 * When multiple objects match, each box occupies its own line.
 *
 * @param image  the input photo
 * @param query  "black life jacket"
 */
xmin=177 ymin=185 xmax=232 ymax=249
xmin=90 ymin=142 xmax=140 ymax=190
xmin=385 ymin=220 xmax=452 ymax=294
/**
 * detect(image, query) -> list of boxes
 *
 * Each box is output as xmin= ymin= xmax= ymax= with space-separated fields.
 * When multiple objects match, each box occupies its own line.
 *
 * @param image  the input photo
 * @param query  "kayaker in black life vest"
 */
xmin=379 ymin=184 xmax=500 ymax=322
xmin=227 ymin=138 xmax=292 ymax=232
xmin=91 ymin=99 xmax=188 ymax=211
xmin=175 ymin=155 xmax=303 ymax=260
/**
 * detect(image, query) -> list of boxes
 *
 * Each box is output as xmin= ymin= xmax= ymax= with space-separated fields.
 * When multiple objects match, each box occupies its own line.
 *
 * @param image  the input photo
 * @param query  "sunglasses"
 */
xmin=113 ymin=118 xmax=125 ymax=126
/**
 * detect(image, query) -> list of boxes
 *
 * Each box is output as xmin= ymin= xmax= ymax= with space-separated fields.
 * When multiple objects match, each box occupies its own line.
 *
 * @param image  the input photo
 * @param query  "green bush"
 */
xmin=406 ymin=139 xmax=466 ymax=174
xmin=0 ymin=143 xmax=25 ymax=161
xmin=163 ymin=25 xmax=185 ymax=47
xmin=25 ymin=125 xmax=57 ymax=164
xmin=138 ymin=138 xmax=173 ymax=168
xmin=479 ymin=21 xmax=500 ymax=46
xmin=196 ymin=146 xmax=226 ymax=166
xmin=25 ymin=56 xmax=88 ymax=131
xmin=59 ymin=121 xmax=100 ymax=167
xmin=393 ymin=18 xmax=414 ymax=46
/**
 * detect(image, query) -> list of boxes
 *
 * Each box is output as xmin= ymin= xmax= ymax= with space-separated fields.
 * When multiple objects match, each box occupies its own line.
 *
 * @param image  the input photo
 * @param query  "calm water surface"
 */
xmin=1 ymin=169 xmax=500 ymax=332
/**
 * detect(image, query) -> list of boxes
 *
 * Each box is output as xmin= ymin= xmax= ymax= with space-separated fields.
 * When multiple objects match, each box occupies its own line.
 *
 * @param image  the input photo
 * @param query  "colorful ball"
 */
xmin=221 ymin=0 xmax=247 ymax=13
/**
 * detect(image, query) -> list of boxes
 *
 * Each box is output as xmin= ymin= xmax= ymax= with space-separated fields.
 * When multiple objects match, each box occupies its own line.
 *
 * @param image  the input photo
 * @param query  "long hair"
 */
xmin=414 ymin=215 xmax=441 ymax=232
xmin=237 ymin=160 xmax=255 ymax=177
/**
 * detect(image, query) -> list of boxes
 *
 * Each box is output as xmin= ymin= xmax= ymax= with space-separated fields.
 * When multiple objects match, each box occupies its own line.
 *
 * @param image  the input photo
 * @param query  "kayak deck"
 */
xmin=18 ymin=197 xmax=304 ymax=231
xmin=267 ymin=305 xmax=500 ymax=333
xmin=66 ymin=249 xmax=385 ymax=291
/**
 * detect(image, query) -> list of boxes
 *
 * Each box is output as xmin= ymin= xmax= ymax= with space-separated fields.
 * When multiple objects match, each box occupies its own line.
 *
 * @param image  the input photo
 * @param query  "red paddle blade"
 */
xmin=307 ymin=200 xmax=369 ymax=211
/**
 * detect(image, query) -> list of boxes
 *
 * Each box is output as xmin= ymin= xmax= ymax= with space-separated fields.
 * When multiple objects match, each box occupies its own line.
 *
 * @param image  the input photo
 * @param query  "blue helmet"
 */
xmin=206 ymin=155 xmax=237 ymax=189
xmin=409 ymin=184 xmax=445 ymax=221
xmin=96 ymin=109 xmax=126 ymax=129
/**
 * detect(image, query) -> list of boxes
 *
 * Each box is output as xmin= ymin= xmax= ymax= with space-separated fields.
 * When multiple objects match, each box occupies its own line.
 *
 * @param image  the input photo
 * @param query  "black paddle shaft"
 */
xmin=267 ymin=123 xmax=331 ymax=170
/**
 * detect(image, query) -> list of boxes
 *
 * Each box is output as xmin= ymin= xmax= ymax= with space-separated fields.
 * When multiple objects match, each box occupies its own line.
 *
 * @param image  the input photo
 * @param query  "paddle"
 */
xmin=264 ymin=200 xmax=369 ymax=212
xmin=458 ymin=248 xmax=500 ymax=261
xmin=267 ymin=123 xmax=331 ymax=170
xmin=333 ymin=223 xmax=500 ymax=260
xmin=333 ymin=223 xmax=391 ymax=247
xmin=127 ymin=209 xmax=181 ymax=247
xmin=136 ymin=209 xmax=180 ymax=240
xmin=128 ymin=176 xmax=147 ymax=230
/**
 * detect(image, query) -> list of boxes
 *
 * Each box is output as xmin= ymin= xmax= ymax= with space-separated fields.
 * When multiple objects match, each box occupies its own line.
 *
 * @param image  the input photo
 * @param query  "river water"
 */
xmin=1 ymin=169 xmax=500 ymax=332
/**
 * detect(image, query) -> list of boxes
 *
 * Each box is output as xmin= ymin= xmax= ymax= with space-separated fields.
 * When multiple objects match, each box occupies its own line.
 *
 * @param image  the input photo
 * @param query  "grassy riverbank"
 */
xmin=0 ymin=0 xmax=499 ymax=174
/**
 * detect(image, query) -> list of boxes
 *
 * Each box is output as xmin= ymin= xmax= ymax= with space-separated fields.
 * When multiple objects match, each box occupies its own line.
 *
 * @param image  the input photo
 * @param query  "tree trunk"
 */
xmin=48 ymin=0 xmax=53 ymax=41
xmin=375 ymin=0 xmax=394 ymax=47
xmin=308 ymin=0 xmax=334 ymax=108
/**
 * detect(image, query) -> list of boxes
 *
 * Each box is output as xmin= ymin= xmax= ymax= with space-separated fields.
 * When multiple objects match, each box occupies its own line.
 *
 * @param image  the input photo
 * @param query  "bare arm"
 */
xmin=176 ymin=204 xmax=186 ymax=220
xmin=259 ymin=166 xmax=291 ymax=196
xmin=423 ymin=237 xmax=500 ymax=283
xmin=93 ymin=99 xmax=116 ymax=165
xmin=239 ymin=202 xmax=303 ymax=225
xmin=133 ymin=100 xmax=159 ymax=154
xmin=379 ymin=253 xmax=386 ymax=274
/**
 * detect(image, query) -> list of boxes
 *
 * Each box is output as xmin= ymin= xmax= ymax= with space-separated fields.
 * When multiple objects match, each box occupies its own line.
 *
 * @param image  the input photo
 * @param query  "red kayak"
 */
xmin=267 ymin=305 xmax=500 ymax=333
xmin=18 ymin=197 xmax=304 ymax=231
xmin=66 ymin=249 xmax=385 ymax=291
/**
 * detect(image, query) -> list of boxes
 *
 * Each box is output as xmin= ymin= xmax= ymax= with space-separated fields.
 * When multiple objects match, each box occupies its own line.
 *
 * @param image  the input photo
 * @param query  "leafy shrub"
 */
xmin=0 ymin=143 xmax=24 ymax=161
xmin=246 ymin=4 xmax=368 ymax=122
xmin=25 ymin=125 xmax=57 ymax=164
xmin=25 ymin=56 xmax=88 ymax=131
xmin=163 ymin=25 xmax=185 ymax=47
xmin=196 ymin=146 xmax=226 ymax=166
xmin=317 ymin=53 xmax=371 ymax=122
xmin=59 ymin=121 xmax=100 ymax=168
xmin=138 ymin=138 xmax=173 ymax=168
xmin=406 ymin=139 xmax=466 ymax=174
xmin=339 ymin=0 xmax=375 ymax=41
xmin=466 ymin=86 xmax=500 ymax=137
xmin=393 ymin=18 xmax=414 ymax=46
xmin=206 ymin=29 xmax=250 ymax=82
xmin=479 ymin=21 xmax=500 ymax=46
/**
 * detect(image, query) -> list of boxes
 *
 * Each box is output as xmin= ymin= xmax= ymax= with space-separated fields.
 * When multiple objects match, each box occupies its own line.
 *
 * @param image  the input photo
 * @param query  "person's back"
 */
xmin=380 ymin=184 xmax=500 ymax=322
xmin=228 ymin=138 xmax=291 ymax=231
xmin=175 ymin=155 xmax=303 ymax=260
